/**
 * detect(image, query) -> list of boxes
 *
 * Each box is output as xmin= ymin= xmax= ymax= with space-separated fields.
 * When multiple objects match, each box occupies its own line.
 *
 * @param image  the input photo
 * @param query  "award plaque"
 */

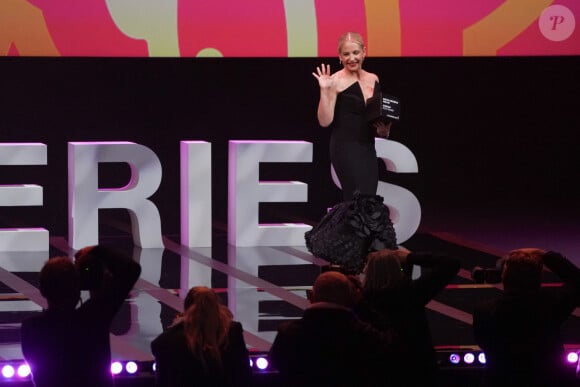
xmin=366 ymin=92 xmax=400 ymax=124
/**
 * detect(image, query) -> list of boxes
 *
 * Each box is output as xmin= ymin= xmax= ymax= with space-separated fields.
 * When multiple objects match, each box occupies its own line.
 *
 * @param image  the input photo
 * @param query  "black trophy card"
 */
xmin=366 ymin=92 xmax=400 ymax=124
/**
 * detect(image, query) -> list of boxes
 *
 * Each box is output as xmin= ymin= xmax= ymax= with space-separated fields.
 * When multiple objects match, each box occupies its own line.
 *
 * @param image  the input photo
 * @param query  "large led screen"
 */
xmin=1 ymin=0 xmax=578 ymax=57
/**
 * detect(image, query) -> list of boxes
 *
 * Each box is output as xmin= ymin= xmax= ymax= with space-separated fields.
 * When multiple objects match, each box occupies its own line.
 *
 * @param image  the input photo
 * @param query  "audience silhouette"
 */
xmin=151 ymin=286 xmax=252 ymax=387
xmin=269 ymin=270 xmax=399 ymax=387
xmin=18 ymin=240 xmax=580 ymax=387
xmin=20 ymin=245 xmax=141 ymax=387
xmin=473 ymin=248 xmax=580 ymax=387
xmin=357 ymin=248 xmax=460 ymax=386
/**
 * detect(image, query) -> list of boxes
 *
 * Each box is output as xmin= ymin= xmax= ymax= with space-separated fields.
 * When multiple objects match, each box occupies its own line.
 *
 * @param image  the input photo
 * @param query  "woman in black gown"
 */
xmin=312 ymin=31 xmax=391 ymax=201
xmin=306 ymin=32 xmax=397 ymax=272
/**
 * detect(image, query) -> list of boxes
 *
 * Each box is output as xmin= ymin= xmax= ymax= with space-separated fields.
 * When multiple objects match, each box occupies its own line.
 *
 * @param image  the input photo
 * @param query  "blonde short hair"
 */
xmin=337 ymin=32 xmax=365 ymax=53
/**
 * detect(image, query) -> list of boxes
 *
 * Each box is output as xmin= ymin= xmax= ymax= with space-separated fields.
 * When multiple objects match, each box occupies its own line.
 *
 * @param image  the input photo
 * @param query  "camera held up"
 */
xmin=471 ymin=258 xmax=506 ymax=284
xmin=75 ymin=246 xmax=106 ymax=291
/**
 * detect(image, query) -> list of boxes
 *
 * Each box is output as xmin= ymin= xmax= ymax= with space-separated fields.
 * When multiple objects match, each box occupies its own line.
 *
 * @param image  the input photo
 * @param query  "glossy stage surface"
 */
xmin=1 ymin=203 xmax=580 ymax=365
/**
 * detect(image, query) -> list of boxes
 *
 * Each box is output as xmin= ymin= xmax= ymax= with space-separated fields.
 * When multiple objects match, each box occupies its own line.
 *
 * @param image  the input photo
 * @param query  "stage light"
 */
xmin=463 ymin=353 xmax=475 ymax=364
xmin=1 ymin=365 xmax=15 ymax=378
xmin=255 ymin=357 xmax=269 ymax=370
xmin=478 ymin=353 xmax=487 ymax=365
xmin=248 ymin=352 xmax=276 ymax=373
xmin=125 ymin=361 xmax=138 ymax=374
xmin=449 ymin=353 xmax=461 ymax=365
xmin=566 ymin=351 xmax=578 ymax=364
xmin=152 ymin=362 xmax=156 ymax=372
xmin=17 ymin=364 xmax=31 ymax=378
xmin=111 ymin=361 xmax=123 ymax=375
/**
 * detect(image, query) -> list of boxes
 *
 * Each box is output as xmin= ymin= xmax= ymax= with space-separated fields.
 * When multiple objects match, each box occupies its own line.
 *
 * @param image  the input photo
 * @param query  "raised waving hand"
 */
xmin=312 ymin=63 xmax=335 ymax=90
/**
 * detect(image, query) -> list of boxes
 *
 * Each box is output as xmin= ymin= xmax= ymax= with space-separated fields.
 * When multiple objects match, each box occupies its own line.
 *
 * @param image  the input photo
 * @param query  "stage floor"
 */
xmin=1 ymin=203 xmax=580 ymax=366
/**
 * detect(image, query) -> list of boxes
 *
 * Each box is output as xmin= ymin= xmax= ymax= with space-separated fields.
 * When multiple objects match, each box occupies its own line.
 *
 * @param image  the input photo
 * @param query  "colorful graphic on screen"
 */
xmin=1 ymin=0 xmax=578 ymax=57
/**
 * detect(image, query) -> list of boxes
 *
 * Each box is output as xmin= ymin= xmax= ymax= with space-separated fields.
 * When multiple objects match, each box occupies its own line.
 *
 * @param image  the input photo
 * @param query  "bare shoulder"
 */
xmin=365 ymin=70 xmax=380 ymax=83
xmin=332 ymin=70 xmax=351 ymax=91
xmin=360 ymin=71 xmax=380 ymax=95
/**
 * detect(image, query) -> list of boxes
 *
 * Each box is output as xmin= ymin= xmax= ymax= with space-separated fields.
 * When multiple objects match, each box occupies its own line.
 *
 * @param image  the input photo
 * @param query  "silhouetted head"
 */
xmin=502 ymin=250 xmax=543 ymax=292
xmin=363 ymin=253 xmax=406 ymax=291
xmin=311 ymin=271 xmax=353 ymax=307
xmin=39 ymin=256 xmax=80 ymax=310
xmin=183 ymin=286 xmax=205 ymax=310
xmin=182 ymin=286 xmax=232 ymax=363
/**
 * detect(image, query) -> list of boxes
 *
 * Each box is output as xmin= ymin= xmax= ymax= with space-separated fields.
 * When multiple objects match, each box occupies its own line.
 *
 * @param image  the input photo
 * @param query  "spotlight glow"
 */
xmin=110 ymin=361 xmax=123 ymax=375
xmin=255 ymin=357 xmax=269 ymax=370
xmin=566 ymin=352 xmax=579 ymax=364
xmin=478 ymin=353 xmax=487 ymax=364
xmin=125 ymin=361 xmax=138 ymax=374
xmin=464 ymin=353 xmax=475 ymax=364
xmin=449 ymin=353 xmax=461 ymax=365
xmin=249 ymin=358 xmax=253 ymax=367
xmin=152 ymin=362 xmax=156 ymax=372
xmin=1 ymin=365 xmax=15 ymax=378
xmin=17 ymin=364 xmax=31 ymax=378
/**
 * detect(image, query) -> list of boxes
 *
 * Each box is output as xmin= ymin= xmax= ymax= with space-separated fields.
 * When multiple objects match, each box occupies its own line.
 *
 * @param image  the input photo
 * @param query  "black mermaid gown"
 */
xmin=329 ymin=81 xmax=379 ymax=201
xmin=304 ymin=81 xmax=397 ymax=273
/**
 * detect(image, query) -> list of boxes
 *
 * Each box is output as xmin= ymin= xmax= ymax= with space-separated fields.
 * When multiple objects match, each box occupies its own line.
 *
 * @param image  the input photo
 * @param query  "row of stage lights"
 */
xmin=2 ymin=351 xmax=578 ymax=382
xmin=440 ymin=349 xmax=580 ymax=369
xmin=0 ymin=361 xmax=150 ymax=380
xmin=0 ymin=354 xmax=273 ymax=382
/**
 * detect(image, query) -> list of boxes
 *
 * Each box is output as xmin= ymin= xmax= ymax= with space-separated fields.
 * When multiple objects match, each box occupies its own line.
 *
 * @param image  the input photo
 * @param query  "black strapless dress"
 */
xmin=305 ymin=81 xmax=397 ymax=272
xmin=329 ymin=81 xmax=379 ymax=201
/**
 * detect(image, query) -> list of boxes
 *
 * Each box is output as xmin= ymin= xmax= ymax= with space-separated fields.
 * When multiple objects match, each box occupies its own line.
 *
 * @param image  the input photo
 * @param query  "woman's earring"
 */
xmin=339 ymin=59 xmax=342 ymax=65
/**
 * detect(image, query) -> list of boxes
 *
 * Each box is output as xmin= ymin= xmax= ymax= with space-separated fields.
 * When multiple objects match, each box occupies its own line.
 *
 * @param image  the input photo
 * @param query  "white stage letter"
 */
xmin=68 ymin=142 xmax=164 ymax=249
xmin=228 ymin=140 xmax=312 ymax=246
xmin=375 ymin=138 xmax=421 ymax=243
xmin=180 ymin=141 xmax=212 ymax=247
xmin=0 ymin=143 xmax=48 ymax=251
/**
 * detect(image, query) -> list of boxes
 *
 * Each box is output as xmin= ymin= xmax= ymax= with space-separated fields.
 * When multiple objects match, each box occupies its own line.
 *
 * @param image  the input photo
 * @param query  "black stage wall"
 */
xmin=0 ymin=56 xmax=579 ymax=239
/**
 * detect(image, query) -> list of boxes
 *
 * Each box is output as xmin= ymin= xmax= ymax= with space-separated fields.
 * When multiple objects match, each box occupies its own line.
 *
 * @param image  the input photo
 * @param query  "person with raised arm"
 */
xmin=21 ymin=245 xmax=141 ymax=387
xmin=312 ymin=31 xmax=392 ymax=201
xmin=473 ymin=248 xmax=580 ymax=387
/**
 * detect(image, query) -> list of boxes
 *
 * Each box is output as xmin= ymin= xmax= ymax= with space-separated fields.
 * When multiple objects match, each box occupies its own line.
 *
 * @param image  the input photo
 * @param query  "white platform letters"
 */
xmin=0 ymin=139 xmax=421 ymax=251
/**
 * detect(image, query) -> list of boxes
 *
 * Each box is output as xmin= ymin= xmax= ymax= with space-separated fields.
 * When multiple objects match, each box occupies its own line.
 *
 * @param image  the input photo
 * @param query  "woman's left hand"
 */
xmin=374 ymin=121 xmax=392 ymax=138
